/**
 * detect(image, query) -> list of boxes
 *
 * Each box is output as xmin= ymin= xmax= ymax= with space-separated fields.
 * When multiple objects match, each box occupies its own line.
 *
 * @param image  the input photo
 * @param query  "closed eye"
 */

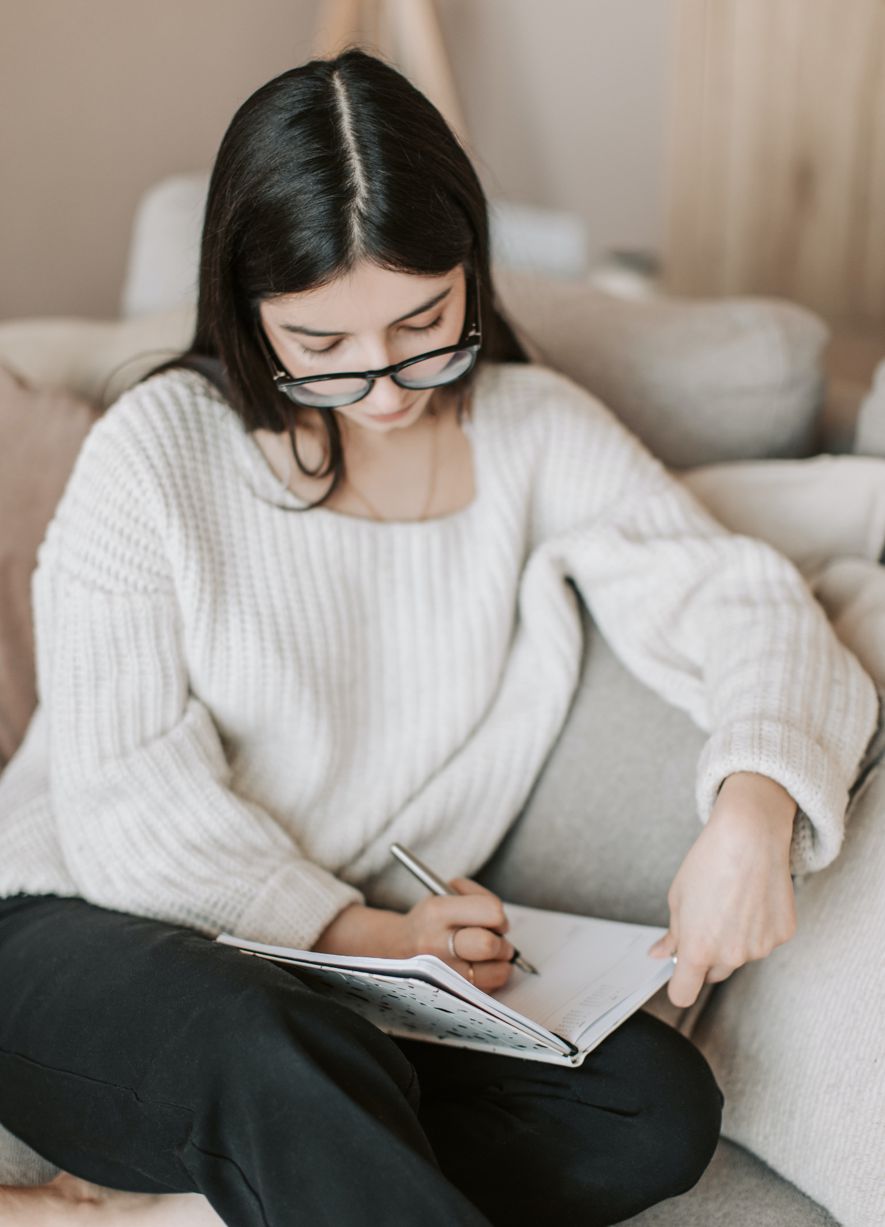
xmin=298 ymin=314 xmax=445 ymax=360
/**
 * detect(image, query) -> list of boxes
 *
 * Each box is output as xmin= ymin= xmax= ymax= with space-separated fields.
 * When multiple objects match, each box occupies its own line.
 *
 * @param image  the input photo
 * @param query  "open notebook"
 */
xmin=216 ymin=903 xmax=676 ymax=1067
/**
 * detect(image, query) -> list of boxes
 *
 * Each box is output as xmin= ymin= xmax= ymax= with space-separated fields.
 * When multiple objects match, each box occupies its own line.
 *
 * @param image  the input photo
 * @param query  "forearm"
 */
xmin=312 ymin=902 xmax=409 ymax=958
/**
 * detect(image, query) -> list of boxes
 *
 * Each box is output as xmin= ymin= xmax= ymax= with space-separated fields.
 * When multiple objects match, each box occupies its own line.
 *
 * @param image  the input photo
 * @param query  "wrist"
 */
xmin=715 ymin=771 xmax=798 ymax=828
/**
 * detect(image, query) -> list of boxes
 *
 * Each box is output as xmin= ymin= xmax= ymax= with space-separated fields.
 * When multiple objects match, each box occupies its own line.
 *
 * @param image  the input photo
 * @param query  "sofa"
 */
xmin=1 ymin=225 xmax=884 ymax=1226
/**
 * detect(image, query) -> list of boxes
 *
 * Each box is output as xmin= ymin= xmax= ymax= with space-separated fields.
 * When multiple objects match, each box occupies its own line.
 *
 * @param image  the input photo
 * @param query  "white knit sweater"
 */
xmin=0 ymin=362 xmax=878 ymax=950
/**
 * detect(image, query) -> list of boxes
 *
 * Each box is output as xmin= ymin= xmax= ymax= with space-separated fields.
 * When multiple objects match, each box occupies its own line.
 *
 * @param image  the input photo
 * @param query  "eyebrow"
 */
xmin=277 ymin=286 xmax=453 ymax=337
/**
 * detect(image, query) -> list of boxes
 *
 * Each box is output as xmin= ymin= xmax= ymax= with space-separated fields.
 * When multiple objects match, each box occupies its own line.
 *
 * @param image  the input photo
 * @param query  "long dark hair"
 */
xmin=132 ymin=47 xmax=532 ymax=511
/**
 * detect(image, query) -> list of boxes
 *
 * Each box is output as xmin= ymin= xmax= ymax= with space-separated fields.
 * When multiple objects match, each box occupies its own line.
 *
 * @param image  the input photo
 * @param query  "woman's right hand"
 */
xmin=401 ymin=876 xmax=516 ymax=993
xmin=313 ymin=880 xmax=516 ymax=992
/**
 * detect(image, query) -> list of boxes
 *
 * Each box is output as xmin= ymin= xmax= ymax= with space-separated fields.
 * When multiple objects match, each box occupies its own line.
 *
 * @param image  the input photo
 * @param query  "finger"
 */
xmin=668 ymin=957 xmax=708 ymax=1009
xmin=449 ymin=925 xmax=515 ymax=964
xmin=438 ymin=889 xmax=510 ymax=933
xmin=448 ymin=878 xmax=509 ymax=929
xmin=460 ymin=958 xmax=513 ymax=994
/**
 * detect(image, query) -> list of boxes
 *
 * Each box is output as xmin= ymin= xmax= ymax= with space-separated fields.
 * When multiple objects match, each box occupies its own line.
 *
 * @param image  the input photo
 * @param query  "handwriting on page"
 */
xmin=497 ymin=905 xmax=669 ymax=1044
xmin=555 ymin=983 xmax=623 ymax=1035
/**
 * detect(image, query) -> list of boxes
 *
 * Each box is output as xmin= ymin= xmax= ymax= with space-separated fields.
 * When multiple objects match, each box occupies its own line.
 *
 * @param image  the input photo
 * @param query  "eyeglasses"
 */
xmin=257 ymin=271 xmax=483 ymax=409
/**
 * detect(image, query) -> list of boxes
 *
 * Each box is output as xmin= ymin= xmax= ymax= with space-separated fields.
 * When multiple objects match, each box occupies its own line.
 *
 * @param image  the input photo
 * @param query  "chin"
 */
xmin=359 ymin=396 xmax=428 ymax=424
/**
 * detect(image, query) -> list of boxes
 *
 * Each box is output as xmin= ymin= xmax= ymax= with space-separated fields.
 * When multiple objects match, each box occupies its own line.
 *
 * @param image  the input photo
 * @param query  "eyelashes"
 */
xmin=298 ymin=314 xmax=445 ymax=361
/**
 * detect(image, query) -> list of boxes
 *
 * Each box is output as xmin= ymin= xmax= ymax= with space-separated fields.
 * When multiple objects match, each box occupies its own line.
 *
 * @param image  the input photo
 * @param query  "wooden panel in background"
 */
xmin=663 ymin=0 xmax=885 ymax=329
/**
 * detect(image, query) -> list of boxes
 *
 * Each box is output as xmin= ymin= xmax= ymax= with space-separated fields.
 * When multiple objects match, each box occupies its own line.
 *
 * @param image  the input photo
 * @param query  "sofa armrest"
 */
xmin=0 ymin=306 xmax=195 ymax=410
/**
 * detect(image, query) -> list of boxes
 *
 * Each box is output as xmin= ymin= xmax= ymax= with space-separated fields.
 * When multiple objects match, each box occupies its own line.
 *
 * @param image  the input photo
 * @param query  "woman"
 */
xmin=0 ymin=49 xmax=878 ymax=1227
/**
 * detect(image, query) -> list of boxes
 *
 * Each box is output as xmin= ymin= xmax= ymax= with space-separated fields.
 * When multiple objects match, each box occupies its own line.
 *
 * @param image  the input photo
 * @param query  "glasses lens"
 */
xmin=395 ymin=347 xmax=477 ymax=389
xmin=282 ymin=346 xmax=477 ymax=407
xmin=282 ymin=376 xmax=371 ymax=408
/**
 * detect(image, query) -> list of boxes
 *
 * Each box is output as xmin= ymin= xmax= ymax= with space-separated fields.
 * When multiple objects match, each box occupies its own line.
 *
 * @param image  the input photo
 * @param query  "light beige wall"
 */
xmin=663 ymin=0 xmax=885 ymax=330
xmin=0 ymin=0 xmax=326 ymax=319
xmin=0 ymin=0 xmax=673 ymax=320
xmin=441 ymin=0 xmax=673 ymax=269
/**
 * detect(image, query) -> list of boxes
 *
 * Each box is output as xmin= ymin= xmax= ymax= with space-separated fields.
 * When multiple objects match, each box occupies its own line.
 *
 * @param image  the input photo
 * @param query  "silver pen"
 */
xmin=390 ymin=842 xmax=540 ymax=975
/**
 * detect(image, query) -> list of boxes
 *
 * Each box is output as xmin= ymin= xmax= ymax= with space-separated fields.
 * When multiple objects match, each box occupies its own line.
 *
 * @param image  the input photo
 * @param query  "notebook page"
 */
xmin=571 ymin=965 xmax=675 ymax=1053
xmin=491 ymin=904 xmax=673 ymax=1046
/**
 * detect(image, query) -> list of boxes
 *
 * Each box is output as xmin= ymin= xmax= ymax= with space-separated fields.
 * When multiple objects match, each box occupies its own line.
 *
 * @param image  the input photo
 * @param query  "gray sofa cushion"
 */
xmin=623 ymin=1137 xmax=840 ymax=1227
xmin=494 ymin=267 xmax=829 ymax=468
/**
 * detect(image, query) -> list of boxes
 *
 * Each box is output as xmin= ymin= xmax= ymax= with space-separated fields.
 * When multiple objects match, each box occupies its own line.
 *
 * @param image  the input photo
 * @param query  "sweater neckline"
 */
xmin=227 ymin=364 xmax=495 ymax=530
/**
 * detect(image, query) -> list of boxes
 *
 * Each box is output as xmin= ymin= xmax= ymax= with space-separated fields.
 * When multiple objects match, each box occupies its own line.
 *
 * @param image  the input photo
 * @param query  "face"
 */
xmin=258 ymin=262 xmax=468 ymax=438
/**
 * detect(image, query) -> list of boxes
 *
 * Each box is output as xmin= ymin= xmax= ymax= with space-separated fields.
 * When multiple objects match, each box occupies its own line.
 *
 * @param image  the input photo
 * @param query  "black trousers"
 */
xmin=0 ymin=894 xmax=724 ymax=1227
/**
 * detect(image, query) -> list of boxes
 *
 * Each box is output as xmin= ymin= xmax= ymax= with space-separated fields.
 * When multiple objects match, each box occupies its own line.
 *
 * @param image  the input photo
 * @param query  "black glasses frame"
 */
xmin=257 ymin=270 xmax=483 ymax=407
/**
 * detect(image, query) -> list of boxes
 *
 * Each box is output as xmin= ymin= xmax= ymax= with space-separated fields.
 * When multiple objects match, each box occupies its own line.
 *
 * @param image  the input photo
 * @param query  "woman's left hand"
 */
xmin=647 ymin=771 xmax=799 ymax=1008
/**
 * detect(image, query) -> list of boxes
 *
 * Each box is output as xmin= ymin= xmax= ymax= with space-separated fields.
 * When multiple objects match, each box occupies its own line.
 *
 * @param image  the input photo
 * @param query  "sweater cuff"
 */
xmin=231 ymin=858 xmax=366 ymax=951
xmin=695 ymin=718 xmax=861 ymax=876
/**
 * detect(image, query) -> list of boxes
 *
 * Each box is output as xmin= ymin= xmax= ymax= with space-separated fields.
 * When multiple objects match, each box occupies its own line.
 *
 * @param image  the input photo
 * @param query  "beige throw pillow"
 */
xmin=0 ymin=365 xmax=100 ymax=768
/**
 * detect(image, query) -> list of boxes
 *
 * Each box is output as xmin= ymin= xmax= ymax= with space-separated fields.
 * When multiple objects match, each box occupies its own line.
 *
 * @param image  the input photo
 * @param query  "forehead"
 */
xmin=260 ymin=264 xmax=463 ymax=333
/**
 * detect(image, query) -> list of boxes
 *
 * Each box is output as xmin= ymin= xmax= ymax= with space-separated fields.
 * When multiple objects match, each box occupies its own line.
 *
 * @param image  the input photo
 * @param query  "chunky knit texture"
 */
xmin=0 ymin=362 xmax=878 ymax=950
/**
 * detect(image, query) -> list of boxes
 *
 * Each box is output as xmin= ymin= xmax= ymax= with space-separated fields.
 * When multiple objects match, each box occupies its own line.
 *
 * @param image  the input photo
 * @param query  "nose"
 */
xmin=363 ymin=371 xmax=412 ymax=415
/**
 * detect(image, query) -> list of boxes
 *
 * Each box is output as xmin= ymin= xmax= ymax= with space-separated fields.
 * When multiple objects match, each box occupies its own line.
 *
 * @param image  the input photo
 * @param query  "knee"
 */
xmin=556 ymin=1016 xmax=723 ymax=1220
xmin=632 ymin=1018 xmax=724 ymax=1199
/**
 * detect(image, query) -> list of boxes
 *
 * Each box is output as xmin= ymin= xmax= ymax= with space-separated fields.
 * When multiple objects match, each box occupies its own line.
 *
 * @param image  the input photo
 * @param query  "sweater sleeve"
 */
xmin=531 ymin=369 xmax=881 ymax=876
xmin=32 ymin=394 xmax=365 ymax=949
